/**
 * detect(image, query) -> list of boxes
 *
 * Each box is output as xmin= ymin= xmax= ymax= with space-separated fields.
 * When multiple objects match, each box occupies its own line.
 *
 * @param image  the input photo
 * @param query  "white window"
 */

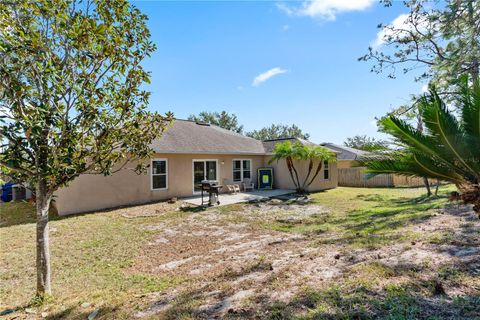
xmin=323 ymin=160 xmax=330 ymax=180
xmin=151 ymin=159 xmax=168 ymax=190
xmin=233 ymin=159 xmax=251 ymax=182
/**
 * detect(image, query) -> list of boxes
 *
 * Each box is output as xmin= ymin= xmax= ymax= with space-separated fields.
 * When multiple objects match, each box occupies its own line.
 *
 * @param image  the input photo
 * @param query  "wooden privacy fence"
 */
xmin=338 ymin=167 xmax=425 ymax=188
xmin=392 ymin=175 xmax=425 ymax=187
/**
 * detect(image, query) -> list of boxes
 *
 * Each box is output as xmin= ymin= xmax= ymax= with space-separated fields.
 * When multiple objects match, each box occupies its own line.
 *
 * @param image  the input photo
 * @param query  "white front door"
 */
xmin=193 ymin=160 xmax=218 ymax=193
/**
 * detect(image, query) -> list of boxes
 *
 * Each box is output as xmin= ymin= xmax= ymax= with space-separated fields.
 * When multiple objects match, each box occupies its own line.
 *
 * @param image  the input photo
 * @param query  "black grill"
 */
xmin=201 ymin=180 xmax=221 ymax=206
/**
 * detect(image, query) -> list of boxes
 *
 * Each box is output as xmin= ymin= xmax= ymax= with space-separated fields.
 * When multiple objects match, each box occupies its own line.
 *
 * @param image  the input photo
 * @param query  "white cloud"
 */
xmin=252 ymin=67 xmax=288 ymax=87
xmin=282 ymin=24 xmax=290 ymax=30
xmin=372 ymin=13 xmax=429 ymax=49
xmin=421 ymin=84 xmax=429 ymax=93
xmin=277 ymin=0 xmax=375 ymax=21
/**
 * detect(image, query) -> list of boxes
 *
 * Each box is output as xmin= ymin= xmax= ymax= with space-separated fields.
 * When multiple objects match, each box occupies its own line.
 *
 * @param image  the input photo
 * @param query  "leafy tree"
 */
xmin=359 ymin=0 xmax=480 ymax=194
xmin=344 ymin=135 xmax=389 ymax=151
xmin=0 ymin=0 xmax=172 ymax=297
xmin=247 ymin=124 xmax=310 ymax=141
xmin=269 ymin=141 xmax=336 ymax=194
xmin=362 ymin=78 xmax=480 ymax=216
xmin=188 ymin=111 xmax=243 ymax=133
xmin=359 ymin=0 xmax=480 ymax=94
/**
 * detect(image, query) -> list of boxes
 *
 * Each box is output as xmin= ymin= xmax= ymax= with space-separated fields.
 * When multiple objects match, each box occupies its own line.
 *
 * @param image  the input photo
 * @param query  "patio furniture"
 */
xmin=223 ymin=179 xmax=240 ymax=194
xmin=242 ymin=178 xmax=254 ymax=192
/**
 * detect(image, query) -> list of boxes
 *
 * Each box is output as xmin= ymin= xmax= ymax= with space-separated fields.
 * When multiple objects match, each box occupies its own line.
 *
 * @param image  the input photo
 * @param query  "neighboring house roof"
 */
xmin=262 ymin=138 xmax=338 ymax=155
xmin=320 ymin=143 xmax=368 ymax=160
xmin=150 ymin=119 xmax=266 ymax=155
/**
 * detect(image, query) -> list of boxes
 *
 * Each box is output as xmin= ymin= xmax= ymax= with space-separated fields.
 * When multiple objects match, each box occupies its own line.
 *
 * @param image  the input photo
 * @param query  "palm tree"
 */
xmin=269 ymin=141 xmax=336 ymax=194
xmin=301 ymin=145 xmax=337 ymax=191
xmin=362 ymin=78 xmax=480 ymax=216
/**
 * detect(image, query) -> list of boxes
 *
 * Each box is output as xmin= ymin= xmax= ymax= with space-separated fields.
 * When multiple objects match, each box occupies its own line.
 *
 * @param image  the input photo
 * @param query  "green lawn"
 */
xmin=1 ymin=185 xmax=478 ymax=319
xmin=266 ymin=187 xmax=451 ymax=248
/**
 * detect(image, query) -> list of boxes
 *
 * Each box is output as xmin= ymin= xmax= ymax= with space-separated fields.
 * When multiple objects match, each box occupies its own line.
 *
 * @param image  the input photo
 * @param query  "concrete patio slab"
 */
xmin=183 ymin=189 xmax=295 ymax=207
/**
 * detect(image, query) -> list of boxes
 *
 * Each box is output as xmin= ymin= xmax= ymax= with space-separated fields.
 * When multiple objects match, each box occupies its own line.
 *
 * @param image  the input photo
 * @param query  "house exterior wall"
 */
xmin=55 ymin=153 xmax=264 ymax=215
xmin=337 ymin=159 xmax=359 ymax=168
xmin=264 ymin=156 xmax=338 ymax=191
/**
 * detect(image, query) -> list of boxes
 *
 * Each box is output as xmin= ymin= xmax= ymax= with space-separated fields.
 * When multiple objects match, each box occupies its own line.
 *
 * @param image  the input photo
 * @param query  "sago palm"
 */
xmin=362 ymin=78 xmax=480 ymax=215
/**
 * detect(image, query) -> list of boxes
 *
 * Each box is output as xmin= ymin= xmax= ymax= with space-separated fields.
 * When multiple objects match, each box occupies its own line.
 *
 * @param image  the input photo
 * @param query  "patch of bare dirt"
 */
xmin=115 ymin=200 xmax=191 ymax=218
xmin=132 ymin=201 xmax=480 ymax=319
xmin=136 ymin=220 xmax=306 ymax=278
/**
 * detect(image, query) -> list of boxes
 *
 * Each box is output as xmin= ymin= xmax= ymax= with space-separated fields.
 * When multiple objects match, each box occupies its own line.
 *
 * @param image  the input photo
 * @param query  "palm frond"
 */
xmin=362 ymin=153 xmax=465 ymax=185
xmin=379 ymin=116 xmax=471 ymax=176
xmin=419 ymin=91 xmax=480 ymax=176
xmin=461 ymin=77 xmax=480 ymax=159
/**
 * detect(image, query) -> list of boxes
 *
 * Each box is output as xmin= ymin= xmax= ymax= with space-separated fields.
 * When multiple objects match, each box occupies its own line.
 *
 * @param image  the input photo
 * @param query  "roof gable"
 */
xmin=150 ymin=119 xmax=266 ymax=154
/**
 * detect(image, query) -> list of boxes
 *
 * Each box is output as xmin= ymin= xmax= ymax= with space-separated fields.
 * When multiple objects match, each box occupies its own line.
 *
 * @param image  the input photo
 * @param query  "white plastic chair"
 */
xmin=242 ymin=178 xmax=254 ymax=192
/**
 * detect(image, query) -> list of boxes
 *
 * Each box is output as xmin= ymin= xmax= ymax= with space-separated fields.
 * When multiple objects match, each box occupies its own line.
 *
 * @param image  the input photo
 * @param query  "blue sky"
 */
xmin=134 ymin=1 xmax=426 ymax=144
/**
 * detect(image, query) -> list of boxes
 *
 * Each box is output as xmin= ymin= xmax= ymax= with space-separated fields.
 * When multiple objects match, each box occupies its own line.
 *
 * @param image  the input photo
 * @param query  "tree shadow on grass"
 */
xmin=0 ymin=197 xmax=199 ymax=228
xmin=44 ymin=305 xmax=120 ymax=320
xmin=178 ymin=205 xmax=207 ymax=213
xmin=237 ymin=278 xmax=479 ymax=320
xmin=0 ymin=200 xmax=58 ymax=228
xmin=428 ymin=204 xmax=480 ymax=269
xmin=1 ymin=304 xmax=120 ymax=320
xmin=137 ymin=271 xmax=479 ymax=320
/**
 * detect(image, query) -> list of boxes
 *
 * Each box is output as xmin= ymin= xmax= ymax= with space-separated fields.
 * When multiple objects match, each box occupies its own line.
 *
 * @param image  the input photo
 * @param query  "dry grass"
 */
xmin=1 ymin=186 xmax=479 ymax=319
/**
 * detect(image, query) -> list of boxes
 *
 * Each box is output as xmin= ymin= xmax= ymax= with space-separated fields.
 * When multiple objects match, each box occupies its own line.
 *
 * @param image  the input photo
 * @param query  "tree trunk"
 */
xmin=467 ymin=1 xmax=479 ymax=80
xmin=286 ymin=159 xmax=298 ymax=190
xmin=287 ymin=158 xmax=303 ymax=193
xmin=417 ymin=117 xmax=432 ymax=197
xmin=302 ymin=159 xmax=314 ymax=190
xmin=434 ymin=179 xmax=440 ymax=196
xmin=306 ymin=161 xmax=324 ymax=187
xmin=290 ymin=159 xmax=301 ymax=191
xmin=36 ymin=180 xmax=52 ymax=296
xmin=423 ymin=177 xmax=432 ymax=197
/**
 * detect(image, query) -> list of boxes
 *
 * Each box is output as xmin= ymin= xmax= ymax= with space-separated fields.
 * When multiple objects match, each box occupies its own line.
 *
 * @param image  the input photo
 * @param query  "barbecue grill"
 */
xmin=201 ymin=180 xmax=222 ymax=206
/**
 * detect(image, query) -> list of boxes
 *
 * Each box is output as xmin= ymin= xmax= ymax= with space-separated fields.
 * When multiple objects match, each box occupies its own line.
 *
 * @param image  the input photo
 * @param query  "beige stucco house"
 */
xmin=55 ymin=120 xmax=338 ymax=215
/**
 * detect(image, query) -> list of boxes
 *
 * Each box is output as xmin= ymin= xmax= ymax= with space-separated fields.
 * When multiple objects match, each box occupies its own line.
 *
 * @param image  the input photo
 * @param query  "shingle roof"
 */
xmin=150 ymin=120 xmax=339 ymax=156
xmin=320 ymin=143 xmax=368 ymax=160
xmin=150 ymin=119 xmax=266 ymax=154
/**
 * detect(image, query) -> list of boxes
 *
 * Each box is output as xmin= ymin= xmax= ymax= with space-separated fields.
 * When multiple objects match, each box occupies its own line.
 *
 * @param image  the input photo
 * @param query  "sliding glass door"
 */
xmin=193 ymin=160 xmax=217 ymax=193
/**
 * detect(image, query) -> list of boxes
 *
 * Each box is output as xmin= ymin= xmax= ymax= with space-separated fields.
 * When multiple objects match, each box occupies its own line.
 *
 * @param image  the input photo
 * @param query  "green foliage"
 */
xmin=344 ymin=134 xmax=389 ymax=151
xmin=246 ymin=124 xmax=310 ymax=141
xmin=0 ymin=0 xmax=173 ymax=296
xmin=362 ymin=78 xmax=480 ymax=214
xmin=269 ymin=141 xmax=336 ymax=193
xmin=0 ymin=0 xmax=172 ymax=192
xmin=187 ymin=110 xmax=243 ymax=133
xmin=360 ymin=0 xmax=480 ymax=94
